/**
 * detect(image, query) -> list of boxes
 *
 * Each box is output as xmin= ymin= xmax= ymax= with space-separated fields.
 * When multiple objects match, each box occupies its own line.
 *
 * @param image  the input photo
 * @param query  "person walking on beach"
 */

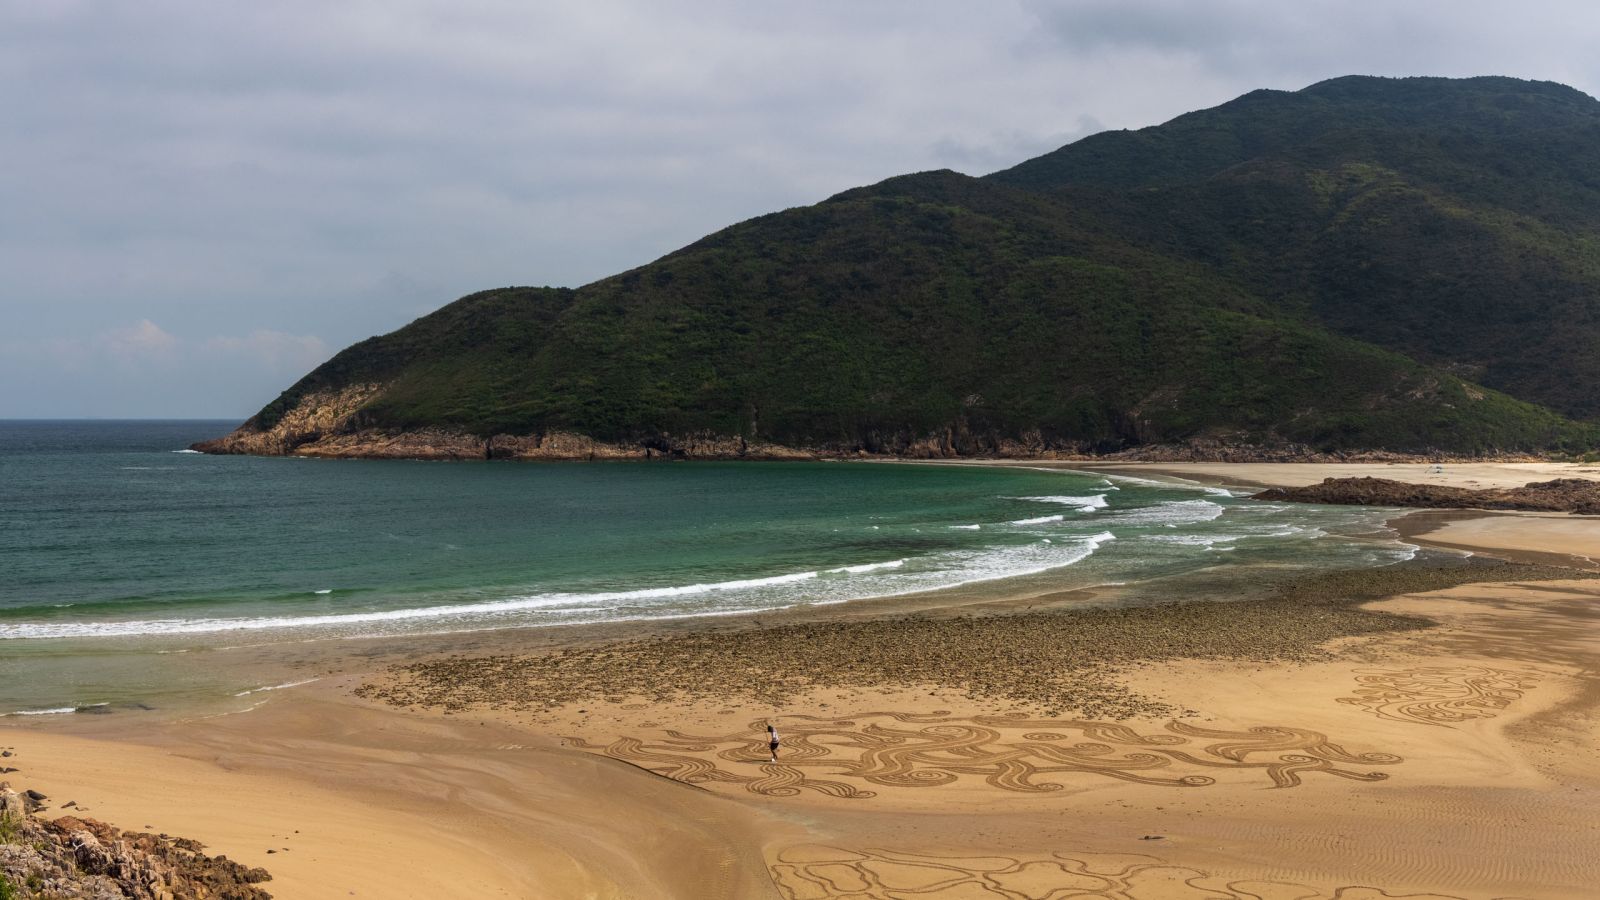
xmin=767 ymin=722 xmax=780 ymax=763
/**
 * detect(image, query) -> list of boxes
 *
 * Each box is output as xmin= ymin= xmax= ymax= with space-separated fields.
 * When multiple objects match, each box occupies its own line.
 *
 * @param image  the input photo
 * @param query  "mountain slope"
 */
xmin=198 ymin=76 xmax=1600 ymax=460
xmin=991 ymin=75 xmax=1600 ymax=419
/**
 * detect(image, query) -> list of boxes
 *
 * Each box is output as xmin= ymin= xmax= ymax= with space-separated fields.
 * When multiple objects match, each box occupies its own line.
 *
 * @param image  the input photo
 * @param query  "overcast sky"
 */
xmin=4 ymin=0 xmax=1598 ymax=418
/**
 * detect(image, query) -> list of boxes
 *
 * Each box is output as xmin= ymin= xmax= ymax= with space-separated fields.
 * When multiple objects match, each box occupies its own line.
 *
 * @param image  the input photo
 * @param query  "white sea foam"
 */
xmin=1098 ymin=473 xmax=1185 ymax=488
xmin=1009 ymin=514 xmax=1065 ymax=526
xmin=863 ymin=531 xmax=1117 ymax=598
xmin=171 ymin=449 xmax=202 ymax=454
xmin=0 ymin=576 xmax=813 ymax=639
xmin=1104 ymin=499 xmax=1226 ymax=526
xmin=0 ymin=567 xmax=895 ymax=639
xmin=313 ymin=589 xmax=333 ymax=595
xmin=949 ymin=524 xmax=981 ymax=530
xmin=234 ymin=678 xmax=321 ymax=697
xmin=1100 ymin=473 xmax=1230 ymax=495
xmin=4 ymin=703 xmax=107 ymax=717
xmin=828 ymin=559 xmax=906 ymax=574
xmin=1143 ymin=533 xmax=1239 ymax=547
xmin=1012 ymin=494 xmax=1109 ymax=510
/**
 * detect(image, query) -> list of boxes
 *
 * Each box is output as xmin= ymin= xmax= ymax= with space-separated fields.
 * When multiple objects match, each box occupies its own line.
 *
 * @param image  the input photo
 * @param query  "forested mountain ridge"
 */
xmin=197 ymin=76 xmax=1600 ymax=460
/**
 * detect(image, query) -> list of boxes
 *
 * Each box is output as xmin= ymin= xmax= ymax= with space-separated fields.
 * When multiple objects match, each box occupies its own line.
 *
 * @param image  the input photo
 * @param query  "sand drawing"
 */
xmin=1337 ymin=666 xmax=1538 ymax=727
xmin=767 ymin=844 xmax=1498 ymax=900
xmin=565 ymin=711 xmax=1400 ymax=799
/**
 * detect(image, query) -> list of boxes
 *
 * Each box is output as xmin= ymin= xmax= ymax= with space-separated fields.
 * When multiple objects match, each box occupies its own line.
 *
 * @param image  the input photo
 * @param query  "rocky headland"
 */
xmin=196 ymin=78 xmax=1600 ymax=463
xmin=1255 ymin=476 xmax=1600 ymax=515
xmin=191 ymin=387 xmax=1559 ymax=463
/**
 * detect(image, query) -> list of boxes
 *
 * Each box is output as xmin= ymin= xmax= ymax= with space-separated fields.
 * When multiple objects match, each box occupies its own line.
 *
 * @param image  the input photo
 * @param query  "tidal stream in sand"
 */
xmin=1 ymin=420 xmax=1423 ymax=715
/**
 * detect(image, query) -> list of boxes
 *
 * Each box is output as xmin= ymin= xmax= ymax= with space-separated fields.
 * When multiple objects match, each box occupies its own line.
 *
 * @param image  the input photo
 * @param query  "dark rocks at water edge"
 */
xmin=1255 ymin=477 xmax=1600 ymax=515
xmin=0 ymin=783 xmax=271 ymax=900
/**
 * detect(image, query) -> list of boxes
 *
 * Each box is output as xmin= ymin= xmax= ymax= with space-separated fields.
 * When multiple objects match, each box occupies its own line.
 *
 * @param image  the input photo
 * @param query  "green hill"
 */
xmin=199 ymin=76 xmax=1600 ymax=460
xmin=991 ymin=76 xmax=1600 ymax=420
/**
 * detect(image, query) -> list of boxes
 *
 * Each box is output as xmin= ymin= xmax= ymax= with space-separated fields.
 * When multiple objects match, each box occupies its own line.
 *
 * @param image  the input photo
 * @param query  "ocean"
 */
xmin=0 ymin=420 xmax=1420 ymax=714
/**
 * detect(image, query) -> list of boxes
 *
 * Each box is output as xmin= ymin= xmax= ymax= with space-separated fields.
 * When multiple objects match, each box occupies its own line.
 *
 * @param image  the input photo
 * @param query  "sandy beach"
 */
xmin=6 ymin=462 xmax=1600 ymax=899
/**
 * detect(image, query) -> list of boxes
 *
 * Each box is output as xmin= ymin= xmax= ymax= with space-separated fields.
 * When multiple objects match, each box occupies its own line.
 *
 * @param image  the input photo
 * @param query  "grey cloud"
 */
xmin=3 ymin=0 xmax=1596 ymax=416
xmin=931 ymin=116 xmax=1106 ymax=171
xmin=1025 ymin=1 xmax=1600 ymax=91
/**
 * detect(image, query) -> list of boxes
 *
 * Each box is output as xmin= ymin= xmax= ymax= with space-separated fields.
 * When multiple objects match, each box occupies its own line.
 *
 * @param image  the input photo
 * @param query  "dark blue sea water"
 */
xmin=0 ymin=420 xmax=1417 ymax=712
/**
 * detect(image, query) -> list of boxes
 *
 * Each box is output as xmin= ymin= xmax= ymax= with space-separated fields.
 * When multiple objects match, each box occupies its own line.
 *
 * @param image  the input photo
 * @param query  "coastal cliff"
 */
xmin=199 ymin=76 xmax=1600 ymax=461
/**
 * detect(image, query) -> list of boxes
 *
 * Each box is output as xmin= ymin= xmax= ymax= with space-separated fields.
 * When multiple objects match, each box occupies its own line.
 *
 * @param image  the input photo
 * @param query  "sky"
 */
xmin=4 ymin=1 xmax=1598 ymax=418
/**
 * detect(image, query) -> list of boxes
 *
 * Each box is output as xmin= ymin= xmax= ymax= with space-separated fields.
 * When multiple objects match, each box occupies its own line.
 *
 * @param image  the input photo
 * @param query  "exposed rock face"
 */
xmin=196 ymin=424 xmax=824 ymax=461
xmin=191 ymin=385 xmax=387 ymax=457
xmin=0 ymin=783 xmax=271 ymax=900
xmin=1254 ymin=477 xmax=1600 ymax=514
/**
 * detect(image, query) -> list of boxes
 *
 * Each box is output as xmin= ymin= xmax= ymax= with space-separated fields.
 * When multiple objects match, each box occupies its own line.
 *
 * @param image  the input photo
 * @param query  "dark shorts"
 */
xmin=769 ymin=741 xmax=780 ymax=751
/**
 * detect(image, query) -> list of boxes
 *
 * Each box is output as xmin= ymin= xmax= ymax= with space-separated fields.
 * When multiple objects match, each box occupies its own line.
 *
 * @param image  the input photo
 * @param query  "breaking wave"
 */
xmin=1103 ymin=499 xmax=1225 ymax=526
xmin=0 ymin=534 xmax=1118 ymax=640
xmin=3 ymin=703 xmax=108 ymax=717
xmin=1012 ymin=494 xmax=1109 ymax=511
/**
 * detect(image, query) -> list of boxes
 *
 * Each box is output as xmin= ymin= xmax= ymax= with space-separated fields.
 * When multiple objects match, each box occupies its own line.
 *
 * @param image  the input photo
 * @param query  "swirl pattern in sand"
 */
xmin=566 ymin=712 xmax=1400 ymax=799
xmin=1337 ymin=665 xmax=1539 ymax=726
xmin=767 ymin=845 xmax=1499 ymax=899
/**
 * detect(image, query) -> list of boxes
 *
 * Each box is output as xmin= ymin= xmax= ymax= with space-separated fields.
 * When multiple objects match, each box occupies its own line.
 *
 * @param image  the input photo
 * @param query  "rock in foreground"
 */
xmin=0 ymin=783 xmax=271 ymax=900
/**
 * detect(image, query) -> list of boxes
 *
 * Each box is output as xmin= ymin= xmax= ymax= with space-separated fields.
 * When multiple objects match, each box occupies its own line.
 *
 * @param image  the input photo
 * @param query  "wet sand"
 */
xmin=1399 ymin=513 xmax=1600 ymax=570
xmin=5 ymin=462 xmax=1600 ymax=898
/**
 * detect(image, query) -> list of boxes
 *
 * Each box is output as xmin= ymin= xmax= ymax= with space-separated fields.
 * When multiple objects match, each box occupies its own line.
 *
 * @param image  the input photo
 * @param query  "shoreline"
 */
xmin=6 ymin=461 xmax=1600 ymax=898
xmin=13 ymin=556 xmax=1596 ymax=897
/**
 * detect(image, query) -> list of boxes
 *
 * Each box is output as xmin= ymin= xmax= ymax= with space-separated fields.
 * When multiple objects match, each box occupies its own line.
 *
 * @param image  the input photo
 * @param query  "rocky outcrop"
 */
xmin=194 ymin=423 xmax=1550 ymax=463
xmin=0 ymin=783 xmax=271 ymax=899
xmin=190 ymin=381 xmax=1574 ymax=458
xmin=1254 ymin=477 xmax=1600 ymax=514
xmin=189 ymin=384 xmax=819 ymax=460
xmin=191 ymin=385 xmax=1566 ymax=463
xmin=196 ymin=425 xmax=824 ymax=461
xmin=191 ymin=384 xmax=387 ymax=456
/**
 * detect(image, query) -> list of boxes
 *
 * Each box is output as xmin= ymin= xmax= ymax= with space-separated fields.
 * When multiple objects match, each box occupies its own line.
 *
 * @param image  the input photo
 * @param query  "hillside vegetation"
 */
xmin=203 ymin=76 xmax=1600 ymax=459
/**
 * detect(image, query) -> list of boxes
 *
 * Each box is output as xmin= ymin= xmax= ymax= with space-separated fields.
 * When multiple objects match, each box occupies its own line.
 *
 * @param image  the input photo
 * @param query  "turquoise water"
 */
xmin=1 ymin=421 xmax=1417 ymax=712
